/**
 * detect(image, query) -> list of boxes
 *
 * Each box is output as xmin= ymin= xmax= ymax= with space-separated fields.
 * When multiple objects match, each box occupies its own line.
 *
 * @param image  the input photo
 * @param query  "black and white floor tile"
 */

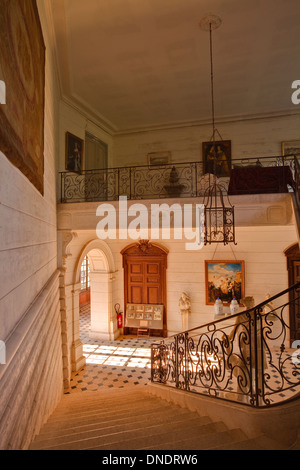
xmin=65 ymin=304 xmax=299 ymax=403
xmin=65 ymin=305 xmax=157 ymax=394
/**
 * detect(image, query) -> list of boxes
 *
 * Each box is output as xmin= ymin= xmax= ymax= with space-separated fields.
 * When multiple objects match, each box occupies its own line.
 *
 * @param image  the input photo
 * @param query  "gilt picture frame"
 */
xmin=147 ymin=151 xmax=171 ymax=167
xmin=202 ymin=140 xmax=231 ymax=177
xmin=205 ymin=260 xmax=245 ymax=305
xmin=65 ymin=132 xmax=84 ymax=173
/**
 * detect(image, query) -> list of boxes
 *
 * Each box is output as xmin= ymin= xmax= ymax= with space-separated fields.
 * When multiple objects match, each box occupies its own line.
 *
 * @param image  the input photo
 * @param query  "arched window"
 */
xmin=80 ymin=256 xmax=90 ymax=291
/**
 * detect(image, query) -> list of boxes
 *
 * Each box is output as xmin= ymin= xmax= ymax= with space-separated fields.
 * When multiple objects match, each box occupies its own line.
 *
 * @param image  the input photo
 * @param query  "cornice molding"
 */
xmin=59 ymin=92 xmax=300 ymax=138
xmin=114 ymin=109 xmax=300 ymax=136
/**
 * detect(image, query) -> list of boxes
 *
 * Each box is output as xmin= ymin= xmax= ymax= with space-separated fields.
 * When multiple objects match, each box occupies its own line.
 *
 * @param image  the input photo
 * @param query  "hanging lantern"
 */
xmin=203 ymin=173 xmax=236 ymax=245
xmin=200 ymin=15 xmax=237 ymax=245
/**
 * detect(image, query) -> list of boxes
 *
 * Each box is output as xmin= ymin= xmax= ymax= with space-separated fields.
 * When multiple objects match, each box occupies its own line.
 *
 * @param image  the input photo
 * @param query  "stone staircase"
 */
xmin=29 ymin=388 xmax=285 ymax=450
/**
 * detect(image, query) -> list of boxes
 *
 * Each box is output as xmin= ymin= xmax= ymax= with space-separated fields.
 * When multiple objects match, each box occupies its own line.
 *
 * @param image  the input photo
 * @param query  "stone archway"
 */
xmin=74 ymin=240 xmax=118 ymax=341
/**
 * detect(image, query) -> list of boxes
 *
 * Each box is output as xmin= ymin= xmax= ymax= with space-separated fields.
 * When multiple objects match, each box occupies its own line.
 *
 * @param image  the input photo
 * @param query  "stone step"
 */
xmin=44 ymin=395 xmax=162 ymax=423
xmin=208 ymin=434 xmax=285 ymax=450
xmin=30 ymin=388 xmax=263 ymax=451
xmin=140 ymin=428 xmax=248 ymax=451
xmin=32 ymin=419 xmax=228 ymax=450
xmin=32 ymin=408 xmax=211 ymax=446
xmin=36 ymin=401 xmax=189 ymax=435
xmin=35 ymin=404 xmax=195 ymax=437
xmin=55 ymin=389 xmax=146 ymax=408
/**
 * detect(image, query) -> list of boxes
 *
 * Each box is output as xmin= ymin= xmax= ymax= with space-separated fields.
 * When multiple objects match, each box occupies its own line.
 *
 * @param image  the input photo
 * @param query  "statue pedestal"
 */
xmin=181 ymin=312 xmax=189 ymax=331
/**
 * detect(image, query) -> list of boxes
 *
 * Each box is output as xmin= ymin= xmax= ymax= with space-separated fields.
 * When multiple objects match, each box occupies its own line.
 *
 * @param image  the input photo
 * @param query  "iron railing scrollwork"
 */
xmin=151 ymin=282 xmax=300 ymax=408
xmin=59 ymin=154 xmax=297 ymax=203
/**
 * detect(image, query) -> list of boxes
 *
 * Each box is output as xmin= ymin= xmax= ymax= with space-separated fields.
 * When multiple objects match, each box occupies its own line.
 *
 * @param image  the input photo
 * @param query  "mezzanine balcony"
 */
xmin=59 ymin=154 xmax=297 ymax=204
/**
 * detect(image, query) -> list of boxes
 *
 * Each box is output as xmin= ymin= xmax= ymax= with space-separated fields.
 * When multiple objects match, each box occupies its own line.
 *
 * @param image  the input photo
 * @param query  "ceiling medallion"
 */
xmin=199 ymin=14 xmax=222 ymax=32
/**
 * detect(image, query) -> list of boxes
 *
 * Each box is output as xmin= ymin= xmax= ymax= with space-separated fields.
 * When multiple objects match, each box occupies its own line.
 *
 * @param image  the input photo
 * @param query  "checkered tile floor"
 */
xmin=64 ymin=305 xmax=157 ymax=394
xmin=65 ymin=304 xmax=299 ymax=403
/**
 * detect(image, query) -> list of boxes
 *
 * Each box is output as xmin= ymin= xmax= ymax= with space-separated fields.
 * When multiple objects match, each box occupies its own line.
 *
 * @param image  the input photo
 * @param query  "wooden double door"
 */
xmin=286 ymin=243 xmax=300 ymax=342
xmin=122 ymin=241 xmax=168 ymax=337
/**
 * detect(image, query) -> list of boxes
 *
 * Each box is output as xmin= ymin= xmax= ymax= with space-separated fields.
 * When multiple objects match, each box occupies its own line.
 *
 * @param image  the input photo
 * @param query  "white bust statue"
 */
xmin=179 ymin=292 xmax=191 ymax=315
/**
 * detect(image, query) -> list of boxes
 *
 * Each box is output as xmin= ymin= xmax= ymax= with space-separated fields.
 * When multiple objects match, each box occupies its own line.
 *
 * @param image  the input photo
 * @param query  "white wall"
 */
xmin=0 ymin=9 xmax=58 ymax=341
xmin=113 ymin=114 xmax=300 ymax=168
xmin=59 ymin=205 xmax=298 ymax=339
xmin=58 ymin=101 xmax=114 ymax=172
xmin=57 ymin=101 xmax=115 ymax=201
xmin=56 ymin=96 xmax=300 ymax=192
xmin=0 ymin=0 xmax=63 ymax=449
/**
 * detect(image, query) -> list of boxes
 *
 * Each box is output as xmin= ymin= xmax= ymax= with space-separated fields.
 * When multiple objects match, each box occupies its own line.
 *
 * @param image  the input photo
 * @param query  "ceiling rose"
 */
xmin=199 ymin=14 xmax=222 ymax=32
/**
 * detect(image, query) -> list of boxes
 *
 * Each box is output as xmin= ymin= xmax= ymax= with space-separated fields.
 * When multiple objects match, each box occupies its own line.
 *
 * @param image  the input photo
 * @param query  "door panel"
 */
xmin=292 ymin=261 xmax=300 ymax=341
xmin=285 ymin=244 xmax=300 ymax=343
xmin=122 ymin=241 xmax=168 ymax=337
xmin=79 ymin=288 xmax=90 ymax=306
xmin=147 ymin=286 xmax=160 ymax=304
xmin=293 ymin=261 xmax=300 ymax=282
xmin=127 ymin=259 xmax=163 ymax=305
xmin=147 ymin=264 xmax=159 ymax=274
xmin=130 ymin=286 xmax=143 ymax=304
xmin=131 ymin=264 xmax=142 ymax=274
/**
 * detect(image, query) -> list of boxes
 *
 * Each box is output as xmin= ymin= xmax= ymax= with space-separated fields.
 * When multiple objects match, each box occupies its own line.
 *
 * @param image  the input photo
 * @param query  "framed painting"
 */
xmin=205 ymin=260 xmax=245 ymax=305
xmin=0 ymin=0 xmax=45 ymax=194
xmin=148 ymin=151 xmax=171 ymax=167
xmin=202 ymin=140 xmax=231 ymax=177
xmin=65 ymin=132 xmax=84 ymax=173
xmin=282 ymin=140 xmax=300 ymax=158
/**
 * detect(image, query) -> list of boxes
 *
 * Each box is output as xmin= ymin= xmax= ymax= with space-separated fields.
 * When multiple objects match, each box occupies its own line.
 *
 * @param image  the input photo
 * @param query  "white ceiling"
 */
xmin=50 ymin=0 xmax=300 ymax=134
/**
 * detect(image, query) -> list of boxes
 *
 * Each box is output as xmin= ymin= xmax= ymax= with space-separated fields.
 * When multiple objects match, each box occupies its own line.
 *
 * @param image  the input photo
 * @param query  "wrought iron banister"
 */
xmin=59 ymin=154 xmax=296 ymax=203
xmin=151 ymin=282 xmax=300 ymax=408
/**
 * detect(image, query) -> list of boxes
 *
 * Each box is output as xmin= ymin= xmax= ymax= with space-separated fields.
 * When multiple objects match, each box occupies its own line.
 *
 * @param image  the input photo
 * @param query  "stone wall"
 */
xmin=0 ymin=273 xmax=63 ymax=450
xmin=0 ymin=0 xmax=63 ymax=449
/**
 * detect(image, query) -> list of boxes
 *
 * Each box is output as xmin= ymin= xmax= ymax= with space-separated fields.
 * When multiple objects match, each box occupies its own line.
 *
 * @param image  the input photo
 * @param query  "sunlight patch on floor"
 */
xmin=83 ymin=343 xmax=151 ymax=368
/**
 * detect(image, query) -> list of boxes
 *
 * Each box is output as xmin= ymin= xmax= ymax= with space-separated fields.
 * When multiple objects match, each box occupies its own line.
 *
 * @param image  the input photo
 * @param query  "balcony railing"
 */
xmin=59 ymin=154 xmax=297 ymax=203
xmin=151 ymin=282 xmax=300 ymax=408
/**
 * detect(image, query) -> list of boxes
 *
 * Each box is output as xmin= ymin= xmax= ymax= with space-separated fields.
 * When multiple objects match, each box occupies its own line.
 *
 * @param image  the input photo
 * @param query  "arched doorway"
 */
xmin=285 ymin=243 xmax=300 ymax=342
xmin=75 ymin=240 xmax=118 ymax=341
xmin=121 ymin=240 xmax=168 ymax=337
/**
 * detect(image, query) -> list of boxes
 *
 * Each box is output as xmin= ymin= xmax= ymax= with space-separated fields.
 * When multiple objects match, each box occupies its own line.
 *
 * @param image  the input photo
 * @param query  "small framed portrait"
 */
xmin=127 ymin=311 xmax=135 ymax=320
xmin=202 ymin=140 xmax=231 ymax=177
xmin=148 ymin=151 xmax=171 ymax=167
xmin=144 ymin=313 xmax=153 ymax=320
xmin=66 ymin=132 xmax=84 ymax=173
